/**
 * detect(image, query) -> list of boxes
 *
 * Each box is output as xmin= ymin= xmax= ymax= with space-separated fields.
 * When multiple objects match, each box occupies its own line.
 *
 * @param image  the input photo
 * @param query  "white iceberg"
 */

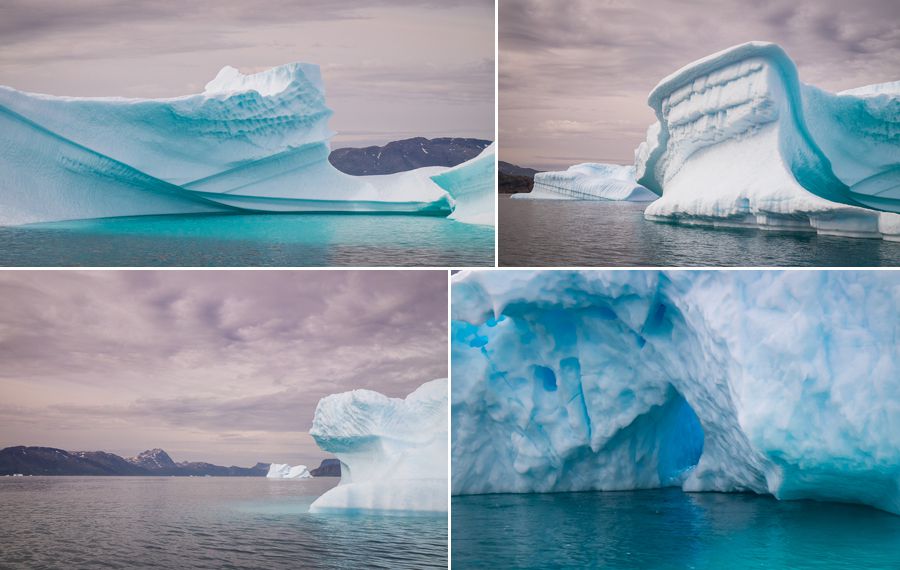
xmin=431 ymin=142 xmax=496 ymax=226
xmin=636 ymin=42 xmax=900 ymax=239
xmin=0 ymin=63 xmax=493 ymax=226
xmin=308 ymin=378 xmax=448 ymax=514
xmin=451 ymin=270 xmax=900 ymax=515
xmin=514 ymin=163 xmax=656 ymax=202
xmin=266 ymin=463 xmax=312 ymax=479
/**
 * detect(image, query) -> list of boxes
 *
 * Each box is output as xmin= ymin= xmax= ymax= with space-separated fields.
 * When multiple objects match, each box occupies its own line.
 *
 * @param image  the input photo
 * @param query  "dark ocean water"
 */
xmin=0 ymin=213 xmax=494 ymax=267
xmin=499 ymin=196 xmax=900 ymax=267
xmin=0 ymin=477 xmax=446 ymax=569
xmin=452 ymin=489 xmax=900 ymax=569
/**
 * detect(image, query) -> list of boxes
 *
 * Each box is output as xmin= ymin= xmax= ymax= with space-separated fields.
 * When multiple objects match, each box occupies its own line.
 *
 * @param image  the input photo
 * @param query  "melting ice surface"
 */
xmin=0 ymin=63 xmax=493 ymax=227
xmin=451 ymin=270 xmax=900 ymax=515
xmin=530 ymin=42 xmax=900 ymax=240
xmin=309 ymin=379 xmax=448 ymax=514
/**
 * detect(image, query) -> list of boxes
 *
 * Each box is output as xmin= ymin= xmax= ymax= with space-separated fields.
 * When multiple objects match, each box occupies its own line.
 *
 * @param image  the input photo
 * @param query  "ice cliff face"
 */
xmin=514 ymin=163 xmax=656 ymax=202
xmin=636 ymin=42 xmax=900 ymax=239
xmin=0 ymin=64 xmax=493 ymax=225
xmin=266 ymin=463 xmax=312 ymax=479
xmin=309 ymin=378 xmax=448 ymax=514
xmin=451 ymin=270 xmax=900 ymax=515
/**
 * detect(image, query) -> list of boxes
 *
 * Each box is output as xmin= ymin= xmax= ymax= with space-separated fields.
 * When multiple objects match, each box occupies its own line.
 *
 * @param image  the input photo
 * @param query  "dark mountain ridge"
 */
xmin=329 ymin=137 xmax=491 ymax=175
xmin=0 ymin=446 xmax=339 ymax=477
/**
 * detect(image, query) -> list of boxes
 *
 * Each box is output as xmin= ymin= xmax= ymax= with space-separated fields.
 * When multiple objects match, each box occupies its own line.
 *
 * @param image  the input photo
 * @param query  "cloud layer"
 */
xmin=0 ymin=270 xmax=448 ymax=466
xmin=500 ymin=0 xmax=900 ymax=169
xmin=0 ymin=0 xmax=494 ymax=147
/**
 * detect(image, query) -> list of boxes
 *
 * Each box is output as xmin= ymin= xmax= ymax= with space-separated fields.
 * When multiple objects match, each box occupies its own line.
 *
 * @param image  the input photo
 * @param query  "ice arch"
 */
xmin=451 ymin=270 xmax=900 ymax=515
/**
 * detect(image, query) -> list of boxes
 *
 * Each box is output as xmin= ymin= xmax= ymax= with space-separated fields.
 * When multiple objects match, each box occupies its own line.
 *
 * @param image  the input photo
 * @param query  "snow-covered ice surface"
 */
xmin=431 ymin=143 xmax=496 ymax=226
xmin=0 ymin=63 xmax=492 ymax=226
xmin=514 ymin=163 xmax=656 ymax=202
xmin=635 ymin=42 xmax=900 ymax=239
xmin=308 ymin=379 xmax=448 ymax=514
xmin=265 ymin=463 xmax=312 ymax=479
xmin=451 ymin=270 xmax=900 ymax=515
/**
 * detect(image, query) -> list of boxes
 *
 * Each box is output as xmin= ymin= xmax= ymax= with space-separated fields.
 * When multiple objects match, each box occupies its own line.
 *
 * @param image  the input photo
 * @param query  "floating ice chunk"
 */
xmin=430 ymin=143 xmax=496 ymax=225
xmin=266 ymin=463 xmax=312 ymax=479
xmin=309 ymin=379 xmax=448 ymax=514
xmin=451 ymin=270 xmax=900 ymax=515
xmin=514 ymin=163 xmax=656 ymax=202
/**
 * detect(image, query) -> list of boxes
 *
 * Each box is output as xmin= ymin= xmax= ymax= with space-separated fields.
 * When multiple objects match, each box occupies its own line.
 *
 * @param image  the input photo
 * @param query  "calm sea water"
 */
xmin=0 ymin=477 xmax=446 ymax=569
xmin=0 ymin=213 xmax=494 ymax=267
xmin=452 ymin=489 xmax=900 ymax=569
xmin=499 ymin=196 xmax=900 ymax=266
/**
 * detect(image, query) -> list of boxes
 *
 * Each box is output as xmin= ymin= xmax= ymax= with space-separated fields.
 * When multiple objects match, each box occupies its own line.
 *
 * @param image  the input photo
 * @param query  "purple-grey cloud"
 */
xmin=0 ymin=270 xmax=448 ymax=466
xmin=500 ymin=0 xmax=900 ymax=170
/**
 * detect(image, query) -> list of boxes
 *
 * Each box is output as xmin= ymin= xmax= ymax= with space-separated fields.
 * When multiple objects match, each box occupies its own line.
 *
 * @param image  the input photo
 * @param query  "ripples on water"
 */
xmin=499 ymin=196 xmax=900 ymax=266
xmin=0 ymin=213 xmax=494 ymax=267
xmin=0 ymin=477 xmax=446 ymax=569
xmin=452 ymin=489 xmax=900 ymax=570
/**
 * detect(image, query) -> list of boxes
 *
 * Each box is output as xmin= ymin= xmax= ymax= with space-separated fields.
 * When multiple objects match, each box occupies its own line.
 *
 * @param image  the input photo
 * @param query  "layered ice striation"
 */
xmin=451 ymin=270 xmax=900 ymax=515
xmin=514 ymin=163 xmax=657 ymax=202
xmin=636 ymin=42 xmax=900 ymax=239
xmin=266 ymin=463 xmax=312 ymax=479
xmin=309 ymin=379 xmax=448 ymax=514
xmin=0 ymin=64 xmax=493 ymax=225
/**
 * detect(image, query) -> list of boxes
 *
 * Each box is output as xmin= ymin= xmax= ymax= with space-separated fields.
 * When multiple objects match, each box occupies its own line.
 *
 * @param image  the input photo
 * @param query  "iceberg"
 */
xmin=635 ymin=42 xmax=900 ymax=239
xmin=308 ymin=378 xmax=448 ymax=514
xmin=266 ymin=463 xmax=312 ymax=479
xmin=0 ymin=63 xmax=492 ymax=226
xmin=513 ymin=163 xmax=656 ymax=202
xmin=430 ymin=142 xmax=496 ymax=225
xmin=451 ymin=270 xmax=900 ymax=515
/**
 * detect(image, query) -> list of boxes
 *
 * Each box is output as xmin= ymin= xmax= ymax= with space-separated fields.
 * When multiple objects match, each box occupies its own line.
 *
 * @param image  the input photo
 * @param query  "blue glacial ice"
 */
xmin=0 ymin=64 xmax=492 ymax=226
xmin=513 ymin=163 xmax=657 ymax=202
xmin=430 ymin=142 xmax=496 ymax=225
xmin=451 ymin=270 xmax=900 ymax=515
xmin=266 ymin=463 xmax=312 ymax=479
xmin=309 ymin=378 xmax=448 ymax=514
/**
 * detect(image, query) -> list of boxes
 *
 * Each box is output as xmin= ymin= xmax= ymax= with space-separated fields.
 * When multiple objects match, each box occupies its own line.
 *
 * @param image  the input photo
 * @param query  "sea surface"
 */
xmin=452 ymin=489 xmax=900 ymax=569
xmin=0 ymin=477 xmax=446 ymax=569
xmin=0 ymin=213 xmax=494 ymax=267
xmin=499 ymin=196 xmax=900 ymax=266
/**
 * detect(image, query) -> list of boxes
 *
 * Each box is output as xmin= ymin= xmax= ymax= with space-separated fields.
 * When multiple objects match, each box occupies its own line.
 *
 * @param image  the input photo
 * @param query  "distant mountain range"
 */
xmin=0 ymin=446 xmax=339 ymax=477
xmin=329 ymin=137 xmax=491 ymax=175
xmin=498 ymin=161 xmax=542 ymax=194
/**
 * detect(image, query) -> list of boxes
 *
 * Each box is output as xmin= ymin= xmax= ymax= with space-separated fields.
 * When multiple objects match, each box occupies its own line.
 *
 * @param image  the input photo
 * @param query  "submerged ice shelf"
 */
xmin=308 ymin=379 xmax=448 ymax=514
xmin=451 ymin=270 xmax=900 ymax=515
xmin=0 ymin=63 xmax=491 ymax=226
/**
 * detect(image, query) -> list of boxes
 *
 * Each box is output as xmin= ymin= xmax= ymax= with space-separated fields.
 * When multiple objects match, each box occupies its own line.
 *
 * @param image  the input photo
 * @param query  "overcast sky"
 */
xmin=0 ymin=270 xmax=447 ymax=467
xmin=500 ymin=0 xmax=900 ymax=170
xmin=0 ymin=0 xmax=494 ymax=147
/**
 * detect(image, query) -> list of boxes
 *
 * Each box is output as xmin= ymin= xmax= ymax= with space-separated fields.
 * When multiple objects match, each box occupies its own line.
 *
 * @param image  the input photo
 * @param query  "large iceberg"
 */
xmin=308 ymin=378 xmax=448 ymax=514
xmin=636 ymin=42 xmax=900 ymax=239
xmin=266 ymin=463 xmax=312 ymax=479
xmin=513 ymin=163 xmax=656 ymax=202
xmin=430 ymin=142 xmax=496 ymax=225
xmin=451 ymin=270 xmax=900 ymax=515
xmin=0 ymin=63 xmax=492 ymax=226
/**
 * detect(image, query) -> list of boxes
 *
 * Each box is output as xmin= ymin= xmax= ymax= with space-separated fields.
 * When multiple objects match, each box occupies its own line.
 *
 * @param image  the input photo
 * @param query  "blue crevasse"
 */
xmin=451 ymin=270 xmax=900 ymax=515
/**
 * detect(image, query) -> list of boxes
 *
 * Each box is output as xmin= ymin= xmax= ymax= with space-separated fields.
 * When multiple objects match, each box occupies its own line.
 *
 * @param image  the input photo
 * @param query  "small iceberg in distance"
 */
xmin=308 ymin=379 xmax=448 ymax=515
xmin=0 ymin=63 xmax=492 ymax=226
xmin=266 ymin=463 xmax=312 ymax=479
xmin=513 ymin=163 xmax=656 ymax=202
